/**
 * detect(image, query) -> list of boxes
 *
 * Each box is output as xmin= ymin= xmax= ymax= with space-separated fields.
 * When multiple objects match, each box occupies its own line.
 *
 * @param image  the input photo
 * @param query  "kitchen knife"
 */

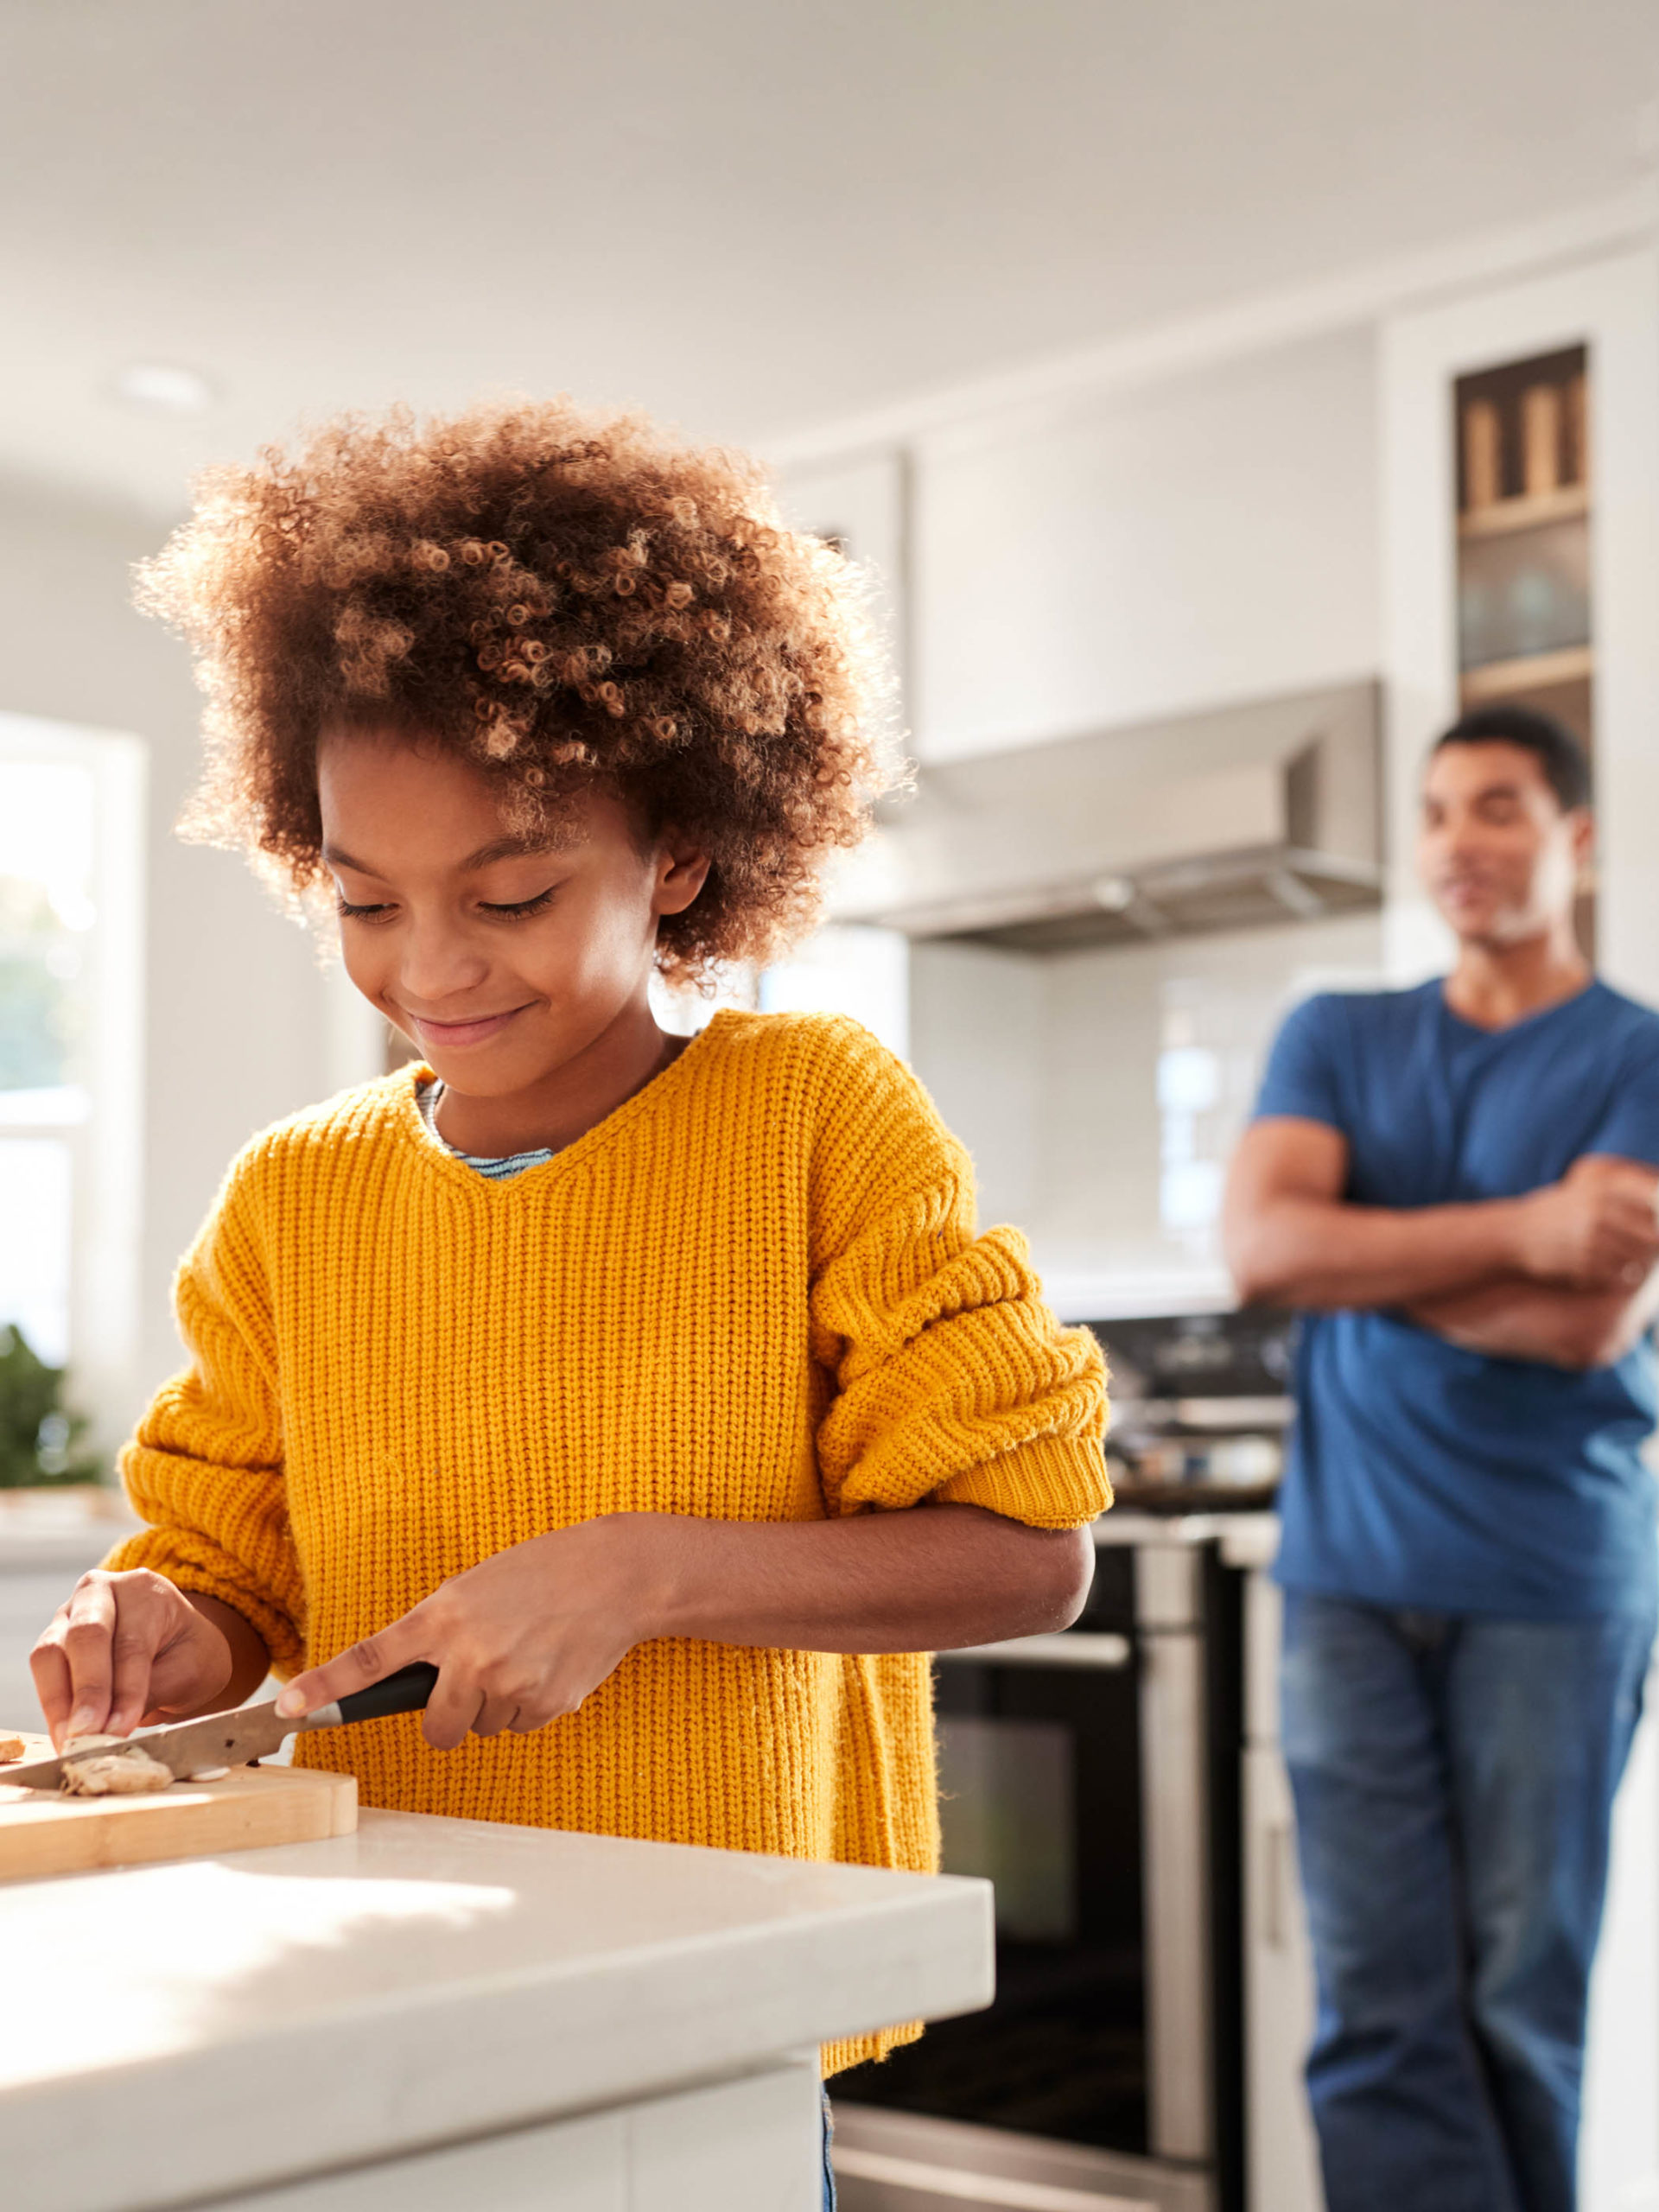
xmin=0 ymin=1662 xmax=439 ymax=1792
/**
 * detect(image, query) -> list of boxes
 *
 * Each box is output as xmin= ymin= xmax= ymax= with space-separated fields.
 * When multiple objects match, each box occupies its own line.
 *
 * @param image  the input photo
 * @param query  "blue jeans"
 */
xmin=1281 ymin=1592 xmax=1653 ymax=2212
xmin=821 ymin=2089 xmax=836 ymax=2210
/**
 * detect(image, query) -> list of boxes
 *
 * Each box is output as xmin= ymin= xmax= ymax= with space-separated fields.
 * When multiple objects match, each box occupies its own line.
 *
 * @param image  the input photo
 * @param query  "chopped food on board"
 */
xmin=57 ymin=1737 xmax=175 ymax=1796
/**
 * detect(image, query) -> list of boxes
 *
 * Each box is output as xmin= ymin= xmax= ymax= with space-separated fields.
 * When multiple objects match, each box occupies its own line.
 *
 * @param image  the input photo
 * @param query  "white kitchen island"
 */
xmin=1 ymin=1807 xmax=992 ymax=2212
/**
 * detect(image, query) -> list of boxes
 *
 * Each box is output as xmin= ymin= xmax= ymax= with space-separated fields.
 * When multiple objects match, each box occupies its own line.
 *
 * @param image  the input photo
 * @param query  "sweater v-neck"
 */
xmin=395 ymin=1012 xmax=731 ymax=1198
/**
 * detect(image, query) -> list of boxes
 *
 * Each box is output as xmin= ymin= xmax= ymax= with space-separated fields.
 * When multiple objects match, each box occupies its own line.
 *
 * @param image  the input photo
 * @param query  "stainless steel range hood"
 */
xmin=833 ymin=678 xmax=1382 ymax=954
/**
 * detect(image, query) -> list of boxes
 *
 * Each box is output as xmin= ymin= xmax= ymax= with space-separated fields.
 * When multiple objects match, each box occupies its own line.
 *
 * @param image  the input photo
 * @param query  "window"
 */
xmin=0 ymin=715 xmax=146 ymax=1447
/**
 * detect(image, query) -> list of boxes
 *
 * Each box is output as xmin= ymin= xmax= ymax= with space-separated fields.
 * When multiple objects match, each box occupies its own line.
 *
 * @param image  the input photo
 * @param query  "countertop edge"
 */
xmin=6 ymin=1821 xmax=994 ymax=2212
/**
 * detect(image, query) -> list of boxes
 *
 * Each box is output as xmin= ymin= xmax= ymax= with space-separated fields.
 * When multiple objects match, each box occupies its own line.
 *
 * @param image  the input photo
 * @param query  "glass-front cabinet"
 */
xmin=1453 ymin=343 xmax=1595 ymax=947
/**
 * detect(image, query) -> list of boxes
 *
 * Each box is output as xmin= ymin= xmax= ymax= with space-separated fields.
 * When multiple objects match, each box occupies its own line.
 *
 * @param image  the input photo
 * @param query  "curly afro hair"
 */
xmin=136 ymin=397 xmax=898 ymax=980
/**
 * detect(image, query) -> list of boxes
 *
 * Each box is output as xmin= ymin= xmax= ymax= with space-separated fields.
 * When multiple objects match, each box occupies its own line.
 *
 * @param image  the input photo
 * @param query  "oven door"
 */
xmin=862 ymin=1628 xmax=1148 ymax=2151
xmin=834 ymin=1546 xmax=1224 ymax=2212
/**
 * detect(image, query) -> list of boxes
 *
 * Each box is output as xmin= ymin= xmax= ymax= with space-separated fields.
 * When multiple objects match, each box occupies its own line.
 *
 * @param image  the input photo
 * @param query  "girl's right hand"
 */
xmin=29 ymin=1568 xmax=234 ymax=1747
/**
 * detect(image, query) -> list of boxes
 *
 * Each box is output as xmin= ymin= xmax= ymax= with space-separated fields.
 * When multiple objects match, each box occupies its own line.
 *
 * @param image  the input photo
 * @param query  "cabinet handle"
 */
xmin=1265 ymin=1821 xmax=1294 ymax=1950
xmin=935 ymin=1632 xmax=1132 ymax=1671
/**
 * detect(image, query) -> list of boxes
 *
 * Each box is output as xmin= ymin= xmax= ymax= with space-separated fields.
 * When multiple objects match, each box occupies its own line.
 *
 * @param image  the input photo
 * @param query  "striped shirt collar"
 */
xmin=414 ymin=1080 xmax=556 ymax=1182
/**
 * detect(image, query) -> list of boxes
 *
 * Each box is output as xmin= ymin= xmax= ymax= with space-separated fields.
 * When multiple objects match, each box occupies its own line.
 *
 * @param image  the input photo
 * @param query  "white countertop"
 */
xmin=3 ymin=1809 xmax=992 ymax=2212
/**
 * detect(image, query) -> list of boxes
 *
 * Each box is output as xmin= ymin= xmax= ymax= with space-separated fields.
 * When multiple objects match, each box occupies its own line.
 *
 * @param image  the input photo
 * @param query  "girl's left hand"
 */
xmin=275 ymin=1515 xmax=674 ymax=1749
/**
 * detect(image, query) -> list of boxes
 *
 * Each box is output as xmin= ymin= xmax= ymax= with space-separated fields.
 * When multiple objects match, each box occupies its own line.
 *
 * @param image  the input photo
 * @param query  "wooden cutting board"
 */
xmin=0 ymin=1732 xmax=357 ymax=1882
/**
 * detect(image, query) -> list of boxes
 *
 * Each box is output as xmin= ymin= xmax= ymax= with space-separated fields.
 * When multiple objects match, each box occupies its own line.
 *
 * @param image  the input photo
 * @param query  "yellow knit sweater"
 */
xmin=108 ymin=1011 xmax=1109 ymax=2071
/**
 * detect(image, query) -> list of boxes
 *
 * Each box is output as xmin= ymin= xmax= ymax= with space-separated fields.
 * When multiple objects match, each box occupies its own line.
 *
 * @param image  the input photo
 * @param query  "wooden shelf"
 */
xmin=1459 ymin=484 xmax=1588 ymax=539
xmin=1460 ymin=644 xmax=1593 ymax=702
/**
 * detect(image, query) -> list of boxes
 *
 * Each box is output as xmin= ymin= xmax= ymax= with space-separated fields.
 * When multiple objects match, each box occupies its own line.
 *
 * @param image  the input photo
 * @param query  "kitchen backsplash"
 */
xmin=911 ymin=908 xmax=1385 ymax=1315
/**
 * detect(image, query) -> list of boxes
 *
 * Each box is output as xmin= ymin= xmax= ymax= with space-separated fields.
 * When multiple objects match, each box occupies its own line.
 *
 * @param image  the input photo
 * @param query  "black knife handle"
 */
xmin=333 ymin=1662 xmax=440 ymax=1726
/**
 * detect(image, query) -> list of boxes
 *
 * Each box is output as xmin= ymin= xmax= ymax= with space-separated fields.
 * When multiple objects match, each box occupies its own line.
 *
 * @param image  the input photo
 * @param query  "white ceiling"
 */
xmin=2 ymin=0 xmax=1656 ymax=515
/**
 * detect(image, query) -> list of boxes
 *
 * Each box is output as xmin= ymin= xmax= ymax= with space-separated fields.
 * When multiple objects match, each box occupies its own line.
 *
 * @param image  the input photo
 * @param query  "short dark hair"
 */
xmin=1432 ymin=703 xmax=1592 ymax=811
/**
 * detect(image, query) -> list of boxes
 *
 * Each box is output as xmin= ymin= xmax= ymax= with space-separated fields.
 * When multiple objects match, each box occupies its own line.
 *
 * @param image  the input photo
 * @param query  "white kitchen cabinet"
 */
xmin=906 ymin=330 xmax=1379 ymax=765
xmin=0 ymin=1501 xmax=133 ymax=1728
xmin=1379 ymin=245 xmax=1659 ymax=998
xmin=195 ymin=2060 xmax=823 ymax=2212
xmin=1243 ymin=1744 xmax=1324 ymax=2212
xmin=0 ymin=1565 xmax=65 ymax=1726
xmin=1583 ymin=1648 xmax=1659 ymax=2212
xmin=1381 ymin=250 xmax=1659 ymax=2212
xmin=1239 ymin=1570 xmax=1325 ymax=2212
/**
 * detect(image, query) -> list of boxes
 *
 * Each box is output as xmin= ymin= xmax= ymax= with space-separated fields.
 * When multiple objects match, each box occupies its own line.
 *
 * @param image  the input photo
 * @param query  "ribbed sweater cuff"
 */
xmin=100 ymin=1533 xmax=305 ymax=1676
xmin=933 ymin=1431 xmax=1112 ymax=1529
xmin=821 ymin=2018 xmax=924 ymax=2077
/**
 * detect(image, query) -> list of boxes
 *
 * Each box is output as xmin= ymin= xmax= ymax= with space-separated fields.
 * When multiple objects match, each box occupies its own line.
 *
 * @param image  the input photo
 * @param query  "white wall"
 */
xmin=908 ymin=326 xmax=1380 ymax=760
xmin=0 ymin=477 xmax=350 ymax=1427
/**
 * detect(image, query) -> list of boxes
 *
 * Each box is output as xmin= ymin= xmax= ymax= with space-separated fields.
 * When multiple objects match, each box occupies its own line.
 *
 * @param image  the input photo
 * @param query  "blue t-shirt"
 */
xmin=1255 ymin=978 xmax=1659 ymax=1620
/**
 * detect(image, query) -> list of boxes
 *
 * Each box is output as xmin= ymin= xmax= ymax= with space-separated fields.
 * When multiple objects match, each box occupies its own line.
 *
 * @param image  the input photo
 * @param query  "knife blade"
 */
xmin=1 ymin=1662 xmax=439 ymax=1792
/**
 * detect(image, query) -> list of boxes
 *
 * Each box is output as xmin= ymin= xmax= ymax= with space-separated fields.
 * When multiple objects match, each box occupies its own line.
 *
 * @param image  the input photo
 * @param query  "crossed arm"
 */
xmin=1223 ymin=1118 xmax=1659 ymax=1370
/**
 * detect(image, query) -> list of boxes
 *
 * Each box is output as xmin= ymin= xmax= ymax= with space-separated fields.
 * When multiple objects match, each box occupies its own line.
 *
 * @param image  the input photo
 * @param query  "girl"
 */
xmin=31 ymin=399 xmax=1109 ymax=2094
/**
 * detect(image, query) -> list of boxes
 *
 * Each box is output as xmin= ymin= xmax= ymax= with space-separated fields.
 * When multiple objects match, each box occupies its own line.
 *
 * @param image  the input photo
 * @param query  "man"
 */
xmin=1224 ymin=704 xmax=1659 ymax=2212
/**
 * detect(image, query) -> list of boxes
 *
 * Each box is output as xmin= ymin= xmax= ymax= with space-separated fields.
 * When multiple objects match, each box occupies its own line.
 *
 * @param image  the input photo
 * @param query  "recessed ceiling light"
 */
xmin=112 ymin=362 xmax=216 ymax=416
